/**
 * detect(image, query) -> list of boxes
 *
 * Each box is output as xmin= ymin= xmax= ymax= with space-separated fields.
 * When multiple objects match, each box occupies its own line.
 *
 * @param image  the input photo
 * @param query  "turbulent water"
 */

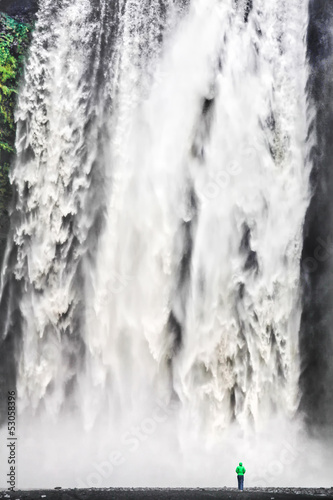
xmin=1 ymin=0 xmax=331 ymax=490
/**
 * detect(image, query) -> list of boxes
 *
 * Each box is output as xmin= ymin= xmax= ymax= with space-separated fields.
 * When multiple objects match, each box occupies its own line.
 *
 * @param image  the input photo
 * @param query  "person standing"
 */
xmin=235 ymin=461 xmax=246 ymax=491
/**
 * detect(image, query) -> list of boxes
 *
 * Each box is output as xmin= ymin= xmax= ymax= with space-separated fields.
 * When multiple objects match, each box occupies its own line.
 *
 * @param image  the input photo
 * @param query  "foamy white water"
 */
xmin=0 ymin=0 xmax=323 ymax=489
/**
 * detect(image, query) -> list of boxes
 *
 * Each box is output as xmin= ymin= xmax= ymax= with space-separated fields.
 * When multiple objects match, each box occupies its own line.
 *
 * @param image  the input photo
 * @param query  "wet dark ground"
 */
xmin=0 ymin=489 xmax=333 ymax=500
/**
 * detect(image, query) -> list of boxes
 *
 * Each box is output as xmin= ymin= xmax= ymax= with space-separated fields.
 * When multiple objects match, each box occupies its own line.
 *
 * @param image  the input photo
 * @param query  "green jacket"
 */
xmin=236 ymin=464 xmax=246 ymax=475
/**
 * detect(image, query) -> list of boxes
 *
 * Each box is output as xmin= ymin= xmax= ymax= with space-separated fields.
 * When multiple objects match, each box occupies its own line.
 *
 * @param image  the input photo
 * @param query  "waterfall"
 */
xmin=1 ymin=0 xmax=325 ymax=489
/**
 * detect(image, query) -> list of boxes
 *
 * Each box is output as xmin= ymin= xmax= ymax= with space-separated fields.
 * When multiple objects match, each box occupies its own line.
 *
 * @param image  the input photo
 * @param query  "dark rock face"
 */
xmin=0 ymin=0 xmax=38 ymax=21
xmin=299 ymin=0 xmax=333 ymax=433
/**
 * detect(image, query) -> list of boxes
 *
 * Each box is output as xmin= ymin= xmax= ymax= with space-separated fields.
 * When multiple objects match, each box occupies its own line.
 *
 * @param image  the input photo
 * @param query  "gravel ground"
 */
xmin=0 ymin=488 xmax=332 ymax=500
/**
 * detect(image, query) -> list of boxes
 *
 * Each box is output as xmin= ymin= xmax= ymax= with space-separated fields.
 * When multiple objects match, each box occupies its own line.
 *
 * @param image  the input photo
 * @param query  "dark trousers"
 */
xmin=237 ymin=475 xmax=244 ymax=490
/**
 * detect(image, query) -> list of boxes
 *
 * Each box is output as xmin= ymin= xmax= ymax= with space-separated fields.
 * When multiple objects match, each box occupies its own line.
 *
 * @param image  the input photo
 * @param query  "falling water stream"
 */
xmin=1 ymin=0 xmax=330 ymax=489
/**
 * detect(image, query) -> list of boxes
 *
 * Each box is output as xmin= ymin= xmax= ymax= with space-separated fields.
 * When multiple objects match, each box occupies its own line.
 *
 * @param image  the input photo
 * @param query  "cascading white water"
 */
xmin=2 ymin=0 xmax=327 ymax=489
xmin=82 ymin=0 xmax=311 ymax=433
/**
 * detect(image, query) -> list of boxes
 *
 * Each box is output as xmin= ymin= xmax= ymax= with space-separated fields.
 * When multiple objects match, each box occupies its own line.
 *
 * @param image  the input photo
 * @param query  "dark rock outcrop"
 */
xmin=0 ymin=0 xmax=38 ymax=22
xmin=300 ymin=0 xmax=333 ymax=434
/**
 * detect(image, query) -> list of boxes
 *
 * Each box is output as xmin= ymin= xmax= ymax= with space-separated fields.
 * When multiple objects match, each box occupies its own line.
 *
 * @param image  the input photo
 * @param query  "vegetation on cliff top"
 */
xmin=0 ymin=12 xmax=32 ymax=238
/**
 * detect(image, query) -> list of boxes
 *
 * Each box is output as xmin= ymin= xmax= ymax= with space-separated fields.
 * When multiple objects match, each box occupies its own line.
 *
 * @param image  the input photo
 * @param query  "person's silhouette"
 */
xmin=235 ymin=461 xmax=246 ymax=491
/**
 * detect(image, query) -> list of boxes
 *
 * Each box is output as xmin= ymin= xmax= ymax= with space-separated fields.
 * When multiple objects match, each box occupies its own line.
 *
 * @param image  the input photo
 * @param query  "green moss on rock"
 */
xmin=0 ymin=12 xmax=33 ymax=255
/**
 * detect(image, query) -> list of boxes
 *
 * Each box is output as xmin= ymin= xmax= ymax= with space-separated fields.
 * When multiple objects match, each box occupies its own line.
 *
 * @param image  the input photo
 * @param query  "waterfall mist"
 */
xmin=0 ymin=0 xmax=332 ymax=489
